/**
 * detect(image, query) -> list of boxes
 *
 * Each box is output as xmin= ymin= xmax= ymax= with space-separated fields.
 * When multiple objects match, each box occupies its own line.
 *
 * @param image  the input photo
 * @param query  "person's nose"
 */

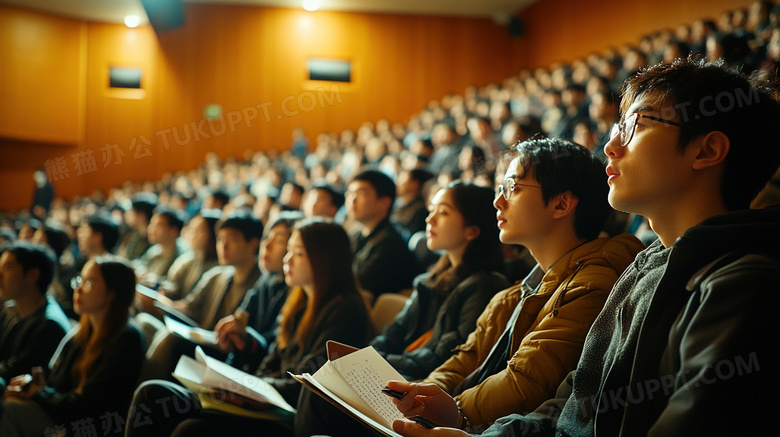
xmin=604 ymin=133 xmax=624 ymax=159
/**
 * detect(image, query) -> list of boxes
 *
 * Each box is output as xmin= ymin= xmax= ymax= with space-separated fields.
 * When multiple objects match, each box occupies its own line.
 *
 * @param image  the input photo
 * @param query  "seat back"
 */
xmin=370 ymin=293 xmax=409 ymax=333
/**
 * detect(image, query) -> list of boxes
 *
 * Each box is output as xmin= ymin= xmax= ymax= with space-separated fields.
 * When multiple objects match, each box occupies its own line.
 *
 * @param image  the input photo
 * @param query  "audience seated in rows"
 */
xmin=59 ymin=213 xmax=120 ymax=320
xmin=135 ymin=207 xmax=187 ymax=288
xmin=346 ymin=170 xmax=420 ymax=300
xmin=389 ymin=138 xmax=644 ymax=432
xmin=390 ymin=57 xmax=780 ymax=437
xmin=118 ymin=193 xmax=156 ymax=262
xmin=126 ymin=219 xmax=371 ymax=437
xmin=0 ymin=242 xmax=71 ymax=391
xmin=156 ymin=209 xmax=221 ymax=301
xmin=137 ymin=211 xmax=263 ymax=381
xmin=215 ymin=211 xmax=303 ymax=374
xmin=299 ymin=182 xmax=510 ymax=436
xmin=0 ymin=256 xmax=144 ymax=437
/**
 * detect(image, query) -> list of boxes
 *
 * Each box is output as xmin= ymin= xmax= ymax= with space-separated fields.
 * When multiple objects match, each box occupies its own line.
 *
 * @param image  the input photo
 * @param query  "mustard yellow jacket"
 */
xmin=424 ymin=233 xmax=644 ymax=429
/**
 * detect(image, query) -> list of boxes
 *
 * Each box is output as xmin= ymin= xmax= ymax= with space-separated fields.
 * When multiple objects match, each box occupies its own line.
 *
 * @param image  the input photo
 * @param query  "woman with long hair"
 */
xmin=0 ymin=255 xmax=145 ymax=437
xmin=371 ymin=180 xmax=508 ymax=380
xmin=126 ymin=218 xmax=372 ymax=437
xmin=159 ymin=209 xmax=222 ymax=300
xmin=296 ymin=181 xmax=508 ymax=437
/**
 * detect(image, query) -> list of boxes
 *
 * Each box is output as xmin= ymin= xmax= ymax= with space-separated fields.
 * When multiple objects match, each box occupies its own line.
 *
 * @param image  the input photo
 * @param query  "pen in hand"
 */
xmin=382 ymin=386 xmax=406 ymax=399
xmin=382 ymin=386 xmax=443 ymax=429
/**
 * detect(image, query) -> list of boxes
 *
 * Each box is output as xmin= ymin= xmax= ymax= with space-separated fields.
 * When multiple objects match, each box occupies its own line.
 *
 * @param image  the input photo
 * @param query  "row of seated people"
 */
xmin=3 ymin=59 xmax=780 ymax=436
xmin=0 ymin=138 xmax=645 ymax=436
xmin=128 ymin=60 xmax=777 ymax=437
xmin=3 ymin=2 xmax=780 ymax=435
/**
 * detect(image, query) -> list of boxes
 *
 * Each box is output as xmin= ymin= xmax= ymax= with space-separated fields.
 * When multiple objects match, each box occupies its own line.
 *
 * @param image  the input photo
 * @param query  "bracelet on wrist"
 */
xmin=457 ymin=403 xmax=471 ymax=431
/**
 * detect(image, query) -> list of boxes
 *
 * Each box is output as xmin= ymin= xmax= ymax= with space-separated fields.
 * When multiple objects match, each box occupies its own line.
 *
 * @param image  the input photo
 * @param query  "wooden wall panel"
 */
xmin=148 ymin=5 xmax=518 ymax=168
xmin=0 ymin=6 xmax=84 ymax=145
xmin=512 ymin=0 xmax=753 ymax=70
xmin=0 ymin=1 xmax=756 ymax=212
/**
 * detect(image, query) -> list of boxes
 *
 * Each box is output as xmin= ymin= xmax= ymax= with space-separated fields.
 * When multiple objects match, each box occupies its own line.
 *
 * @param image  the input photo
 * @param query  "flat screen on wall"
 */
xmin=109 ymin=67 xmax=142 ymax=89
xmin=307 ymin=58 xmax=351 ymax=82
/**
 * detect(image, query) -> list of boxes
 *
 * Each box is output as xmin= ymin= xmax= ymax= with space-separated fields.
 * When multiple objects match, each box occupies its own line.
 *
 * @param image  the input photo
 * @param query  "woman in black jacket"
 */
xmin=125 ymin=219 xmax=371 ymax=437
xmin=296 ymin=181 xmax=507 ymax=437
xmin=371 ymin=181 xmax=507 ymax=380
xmin=0 ymin=255 xmax=145 ymax=437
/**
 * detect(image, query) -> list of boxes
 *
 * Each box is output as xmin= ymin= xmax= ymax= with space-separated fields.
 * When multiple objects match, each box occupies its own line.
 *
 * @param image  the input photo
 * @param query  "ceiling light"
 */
xmin=302 ymin=0 xmax=321 ymax=12
xmin=124 ymin=15 xmax=141 ymax=28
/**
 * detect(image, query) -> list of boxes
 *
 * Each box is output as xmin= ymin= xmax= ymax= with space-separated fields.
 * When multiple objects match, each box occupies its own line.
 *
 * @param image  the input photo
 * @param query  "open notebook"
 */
xmin=291 ymin=341 xmax=407 ymax=437
xmin=164 ymin=316 xmax=218 ymax=346
xmin=173 ymin=346 xmax=296 ymax=421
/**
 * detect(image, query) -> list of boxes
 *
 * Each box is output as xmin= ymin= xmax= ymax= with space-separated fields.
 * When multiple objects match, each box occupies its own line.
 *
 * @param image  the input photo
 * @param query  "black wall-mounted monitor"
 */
xmin=109 ymin=67 xmax=142 ymax=89
xmin=307 ymin=58 xmax=351 ymax=82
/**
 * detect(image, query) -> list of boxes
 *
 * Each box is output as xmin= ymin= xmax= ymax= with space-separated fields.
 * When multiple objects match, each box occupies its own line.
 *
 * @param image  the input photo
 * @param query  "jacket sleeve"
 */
xmin=0 ymin=319 xmax=68 ymax=383
xmin=479 ymin=370 xmax=574 ymax=437
xmin=423 ymin=290 xmax=515 ymax=393
xmin=33 ymin=325 xmax=146 ymax=424
xmin=647 ymin=255 xmax=780 ymax=436
xmin=455 ymin=274 xmax=611 ymax=428
xmin=267 ymin=295 xmax=371 ymax=406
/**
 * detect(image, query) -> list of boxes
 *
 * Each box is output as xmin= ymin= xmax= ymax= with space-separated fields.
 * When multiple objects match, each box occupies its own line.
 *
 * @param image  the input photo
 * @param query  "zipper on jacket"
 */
xmin=550 ymin=261 xmax=585 ymax=317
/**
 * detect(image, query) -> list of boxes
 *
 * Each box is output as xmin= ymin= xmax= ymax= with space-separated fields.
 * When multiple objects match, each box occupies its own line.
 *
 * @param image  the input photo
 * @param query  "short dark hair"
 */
xmin=266 ymin=210 xmax=305 ymax=236
xmin=0 ymin=241 xmax=56 ymax=295
xmin=17 ymin=218 xmax=41 ymax=235
xmin=311 ymin=183 xmax=345 ymax=209
xmin=621 ymin=58 xmax=780 ymax=210
xmin=85 ymin=213 xmax=120 ymax=252
xmin=351 ymin=170 xmax=397 ymax=205
xmin=40 ymin=219 xmax=71 ymax=260
xmin=216 ymin=210 xmax=264 ymax=242
xmin=0 ymin=228 xmax=16 ymax=243
xmin=284 ymin=182 xmax=304 ymax=196
xmin=153 ymin=207 xmax=185 ymax=233
xmin=407 ymin=169 xmax=435 ymax=186
xmin=208 ymin=189 xmax=230 ymax=209
xmin=510 ymin=138 xmax=612 ymax=240
xmin=131 ymin=193 xmax=158 ymax=221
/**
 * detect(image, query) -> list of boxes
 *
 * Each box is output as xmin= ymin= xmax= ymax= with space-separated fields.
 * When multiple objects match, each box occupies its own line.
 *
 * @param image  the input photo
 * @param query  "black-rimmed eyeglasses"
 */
xmin=609 ymin=113 xmax=689 ymax=147
xmin=496 ymin=177 xmax=542 ymax=201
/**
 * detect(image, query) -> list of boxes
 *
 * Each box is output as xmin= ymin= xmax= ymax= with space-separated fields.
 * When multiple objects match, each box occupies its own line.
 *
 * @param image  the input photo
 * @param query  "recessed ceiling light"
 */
xmin=302 ymin=0 xmax=322 ymax=12
xmin=124 ymin=15 xmax=141 ymax=28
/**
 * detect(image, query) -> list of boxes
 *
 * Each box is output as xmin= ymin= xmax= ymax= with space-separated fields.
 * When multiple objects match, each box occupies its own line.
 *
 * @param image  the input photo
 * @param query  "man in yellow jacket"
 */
xmin=388 ymin=138 xmax=644 ymax=432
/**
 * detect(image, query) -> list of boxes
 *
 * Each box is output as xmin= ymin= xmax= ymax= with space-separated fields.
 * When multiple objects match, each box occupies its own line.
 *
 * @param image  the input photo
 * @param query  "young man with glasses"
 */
xmin=387 ymin=138 xmax=644 ymax=432
xmin=392 ymin=59 xmax=780 ymax=437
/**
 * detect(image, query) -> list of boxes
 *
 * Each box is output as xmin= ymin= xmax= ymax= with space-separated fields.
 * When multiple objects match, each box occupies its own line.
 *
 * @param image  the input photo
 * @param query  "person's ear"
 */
xmin=464 ymin=225 xmax=481 ymax=241
xmin=24 ymin=267 xmax=40 ymax=286
xmin=379 ymin=196 xmax=393 ymax=215
xmin=551 ymin=191 xmax=579 ymax=220
xmin=692 ymin=131 xmax=730 ymax=170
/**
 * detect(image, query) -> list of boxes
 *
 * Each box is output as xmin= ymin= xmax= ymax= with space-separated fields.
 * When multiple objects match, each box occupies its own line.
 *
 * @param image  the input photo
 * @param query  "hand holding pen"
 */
xmin=383 ymin=380 xmax=463 ymax=430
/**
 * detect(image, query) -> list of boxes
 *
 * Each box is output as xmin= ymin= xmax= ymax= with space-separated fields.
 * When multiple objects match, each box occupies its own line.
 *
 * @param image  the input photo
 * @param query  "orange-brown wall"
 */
xmin=0 ymin=4 xmax=518 ymax=211
xmin=0 ymin=0 xmax=756 ymax=212
xmin=0 ymin=7 xmax=87 ymax=212
xmin=512 ymin=0 xmax=753 ymax=69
